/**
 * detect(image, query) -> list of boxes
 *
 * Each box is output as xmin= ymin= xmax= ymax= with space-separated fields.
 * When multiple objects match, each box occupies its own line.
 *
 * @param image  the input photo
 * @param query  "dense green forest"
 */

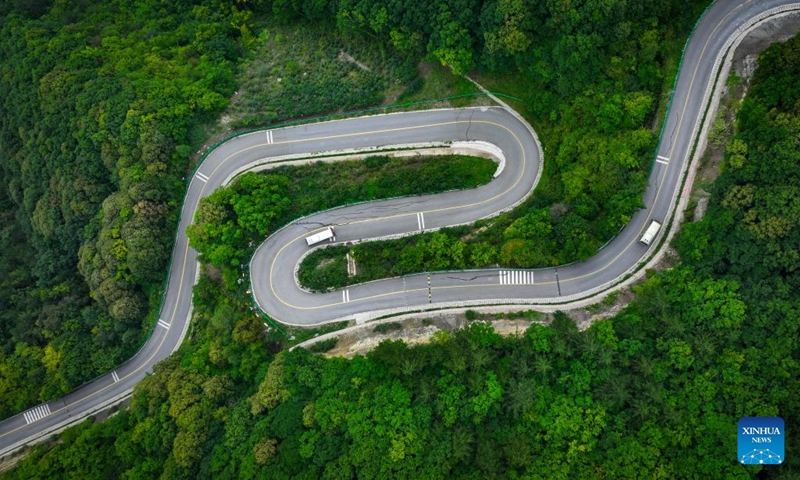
xmin=255 ymin=0 xmax=716 ymax=288
xmin=273 ymin=0 xmax=709 ymax=271
xmin=0 ymin=0 xmax=249 ymax=418
xmin=0 ymin=0 xmax=709 ymax=418
xmin=5 ymin=30 xmax=800 ymax=480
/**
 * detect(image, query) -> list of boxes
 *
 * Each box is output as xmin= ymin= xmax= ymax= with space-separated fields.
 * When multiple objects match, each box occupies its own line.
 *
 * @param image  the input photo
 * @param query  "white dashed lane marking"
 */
xmin=23 ymin=404 xmax=51 ymax=425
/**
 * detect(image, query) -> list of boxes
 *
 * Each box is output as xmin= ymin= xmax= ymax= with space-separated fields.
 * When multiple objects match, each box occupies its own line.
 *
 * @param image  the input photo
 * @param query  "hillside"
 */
xmin=3 ymin=15 xmax=799 ymax=480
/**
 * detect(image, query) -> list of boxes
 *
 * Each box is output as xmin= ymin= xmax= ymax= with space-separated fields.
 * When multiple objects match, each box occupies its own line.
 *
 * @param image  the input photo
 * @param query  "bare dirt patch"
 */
xmin=313 ymin=311 xmax=529 ymax=359
xmin=204 ymin=264 xmax=224 ymax=284
xmin=338 ymin=51 xmax=371 ymax=71
xmin=308 ymin=298 xmax=634 ymax=359
xmin=316 ymin=258 xmax=335 ymax=270
xmin=293 ymin=14 xmax=800 ymax=361
xmin=321 ymin=318 xmax=440 ymax=358
xmin=489 ymin=319 xmax=536 ymax=337
xmin=0 ymin=452 xmax=27 ymax=475
xmin=687 ymin=16 xmax=800 ymax=218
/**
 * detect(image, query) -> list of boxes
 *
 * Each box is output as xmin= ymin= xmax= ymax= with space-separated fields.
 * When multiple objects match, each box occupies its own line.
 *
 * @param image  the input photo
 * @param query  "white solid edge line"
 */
xmin=3 ymin=4 xmax=796 ymax=460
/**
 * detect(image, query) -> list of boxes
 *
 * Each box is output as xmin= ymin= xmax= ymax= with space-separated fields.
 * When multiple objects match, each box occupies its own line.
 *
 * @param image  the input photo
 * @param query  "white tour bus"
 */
xmin=305 ymin=227 xmax=336 ymax=246
xmin=639 ymin=220 xmax=662 ymax=246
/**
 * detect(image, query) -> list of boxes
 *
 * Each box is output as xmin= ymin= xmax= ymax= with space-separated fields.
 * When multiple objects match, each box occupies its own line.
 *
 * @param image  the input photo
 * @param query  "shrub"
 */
xmin=373 ymin=322 xmax=403 ymax=334
xmin=307 ymin=338 xmax=338 ymax=353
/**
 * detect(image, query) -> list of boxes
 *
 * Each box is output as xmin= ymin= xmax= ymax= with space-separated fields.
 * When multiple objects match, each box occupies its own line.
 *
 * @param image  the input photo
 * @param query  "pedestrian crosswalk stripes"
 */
xmin=499 ymin=270 xmax=534 ymax=285
xmin=23 ymin=404 xmax=51 ymax=425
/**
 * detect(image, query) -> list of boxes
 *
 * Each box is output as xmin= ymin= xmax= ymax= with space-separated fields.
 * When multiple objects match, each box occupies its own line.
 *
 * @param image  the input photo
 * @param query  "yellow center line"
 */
xmin=0 ymin=0 xmax=757 ymax=442
xmin=557 ymin=0 xmax=747 ymax=285
xmin=263 ymin=1 xmax=749 ymax=316
xmin=266 ymin=120 xmax=529 ymax=313
xmin=1 ymin=112 xmax=473 ymax=443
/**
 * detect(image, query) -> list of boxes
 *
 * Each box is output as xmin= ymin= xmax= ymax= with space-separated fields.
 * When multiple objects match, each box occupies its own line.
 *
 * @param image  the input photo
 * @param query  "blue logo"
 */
xmin=738 ymin=417 xmax=784 ymax=465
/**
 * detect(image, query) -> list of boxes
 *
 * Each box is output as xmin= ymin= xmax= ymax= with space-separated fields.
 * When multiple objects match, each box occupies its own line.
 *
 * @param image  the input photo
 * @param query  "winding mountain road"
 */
xmin=1 ymin=0 xmax=798 ymax=459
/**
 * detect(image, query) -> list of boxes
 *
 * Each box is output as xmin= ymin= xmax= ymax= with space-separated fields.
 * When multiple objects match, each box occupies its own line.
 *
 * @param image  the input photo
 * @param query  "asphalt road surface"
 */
xmin=1 ymin=0 xmax=798 ymax=459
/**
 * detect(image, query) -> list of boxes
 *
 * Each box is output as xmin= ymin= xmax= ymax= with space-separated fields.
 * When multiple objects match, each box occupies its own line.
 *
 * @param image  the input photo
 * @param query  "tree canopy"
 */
xmin=0 ymin=0 xmax=243 ymax=417
xmin=0 ymin=0 xmax=710 ymax=418
xmin=5 ymin=32 xmax=800 ymax=478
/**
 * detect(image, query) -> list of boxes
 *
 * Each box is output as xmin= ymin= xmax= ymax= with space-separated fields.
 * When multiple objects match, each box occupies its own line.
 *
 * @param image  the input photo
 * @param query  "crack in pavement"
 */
xmin=667 ymin=108 xmax=679 ymax=148
xmin=465 ymin=109 xmax=475 ymax=141
xmin=555 ymin=268 xmax=561 ymax=296
xmin=444 ymin=273 xmax=498 ymax=282
xmin=295 ymin=220 xmax=328 ymax=230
